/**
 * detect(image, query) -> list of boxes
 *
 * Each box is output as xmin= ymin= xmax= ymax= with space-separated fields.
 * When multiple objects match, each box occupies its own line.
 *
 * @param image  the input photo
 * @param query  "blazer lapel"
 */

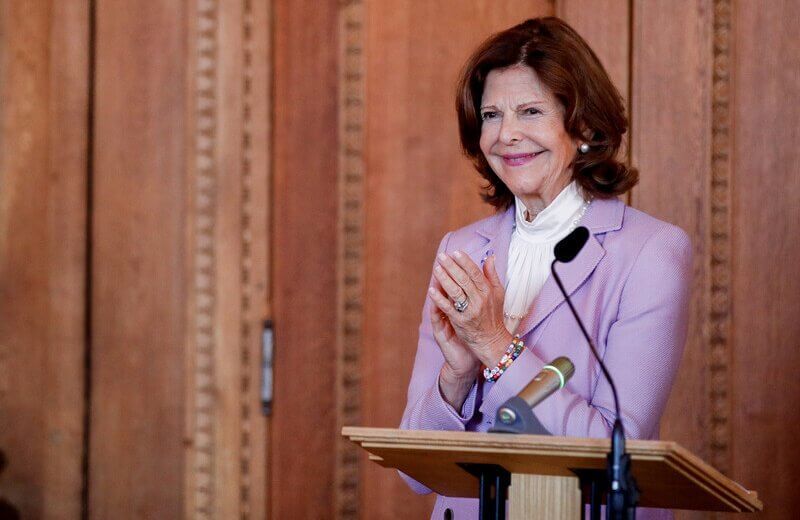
xmin=512 ymin=198 xmax=624 ymax=339
xmin=513 ymin=234 xmax=605 ymax=338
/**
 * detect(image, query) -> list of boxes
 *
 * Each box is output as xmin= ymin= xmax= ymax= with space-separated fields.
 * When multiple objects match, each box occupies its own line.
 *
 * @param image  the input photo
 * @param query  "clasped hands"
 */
xmin=427 ymin=250 xmax=513 ymax=409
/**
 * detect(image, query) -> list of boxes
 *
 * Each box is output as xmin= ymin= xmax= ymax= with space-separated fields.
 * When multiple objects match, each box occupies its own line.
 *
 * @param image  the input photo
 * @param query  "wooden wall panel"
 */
xmin=334 ymin=3 xmax=366 ymax=517
xmin=92 ymin=1 xmax=270 ymax=518
xmin=91 ymin=1 xmax=189 ymax=517
xmin=271 ymin=0 xmax=340 ymax=518
xmin=0 ymin=1 xmax=89 ymax=518
xmin=184 ymin=1 xmax=270 ymax=519
xmin=730 ymin=0 xmax=800 ymax=516
xmin=360 ymin=2 xmax=553 ymax=518
xmin=630 ymin=0 xmax=800 ymax=516
xmin=557 ymin=0 xmax=630 ymax=105
xmin=630 ymin=1 xmax=714 ymax=491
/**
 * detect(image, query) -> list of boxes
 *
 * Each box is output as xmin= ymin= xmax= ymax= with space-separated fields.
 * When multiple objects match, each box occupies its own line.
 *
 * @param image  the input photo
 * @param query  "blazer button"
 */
xmin=443 ymin=508 xmax=453 ymax=520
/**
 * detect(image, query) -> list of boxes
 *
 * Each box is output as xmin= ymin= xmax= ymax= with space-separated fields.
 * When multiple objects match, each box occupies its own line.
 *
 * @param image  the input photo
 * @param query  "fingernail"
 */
xmin=434 ymin=265 xmax=443 ymax=273
xmin=437 ymin=253 xmax=447 ymax=262
xmin=453 ymin=250 xmax=463 ymax=258
xmin=428 ymin=287 xmax=436 ymax=295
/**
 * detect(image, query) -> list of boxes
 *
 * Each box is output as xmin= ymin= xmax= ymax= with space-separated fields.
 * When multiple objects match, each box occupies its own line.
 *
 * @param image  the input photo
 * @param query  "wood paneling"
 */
xmin=630 ymin=1 xmax=714 ymax=487
xmin=91 ymin=1 xmax=189 ymax=517
xmin=91 ymin=1 xmax=270 ymax=518
xmin=0 ymin=1 xmax=89 ymax=518
xmin=271 ymin=0 xmax=340 ymax=518
xmin=360 ymin=2 xmax=553 ymax=518
xmin=631 ymin=0 xmax=800 ymax=516
xmin=731 ymin=0 xmax=800 ymax=516
xmin=184 ymin=1 xmax=270 ymax=519
xmin=557 ymin=0 xmax=630 ymax=105
xmin=334 ymin=2 xmax=366 ymax=517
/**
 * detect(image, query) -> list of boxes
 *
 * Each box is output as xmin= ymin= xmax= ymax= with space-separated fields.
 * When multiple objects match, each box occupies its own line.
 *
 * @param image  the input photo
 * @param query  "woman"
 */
xmin=400 ymin=17 xmax=691 ymax=519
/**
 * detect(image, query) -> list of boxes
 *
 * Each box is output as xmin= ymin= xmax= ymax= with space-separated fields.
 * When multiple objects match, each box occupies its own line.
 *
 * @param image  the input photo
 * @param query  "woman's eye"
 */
xmin=481 ymin=111 xmax=498 ymax=121
xmin=524 ymin=108 xmax=540 ymax=116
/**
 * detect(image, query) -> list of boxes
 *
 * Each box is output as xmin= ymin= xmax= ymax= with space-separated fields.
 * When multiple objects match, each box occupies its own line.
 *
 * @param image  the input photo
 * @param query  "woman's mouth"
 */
xmin=500 ymin=151 xmax=543 ymax=166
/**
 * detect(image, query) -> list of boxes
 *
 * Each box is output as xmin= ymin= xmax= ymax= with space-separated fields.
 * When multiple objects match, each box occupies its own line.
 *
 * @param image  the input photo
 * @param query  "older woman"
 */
xmin=400 ymin=17 xmax=691 ymax=520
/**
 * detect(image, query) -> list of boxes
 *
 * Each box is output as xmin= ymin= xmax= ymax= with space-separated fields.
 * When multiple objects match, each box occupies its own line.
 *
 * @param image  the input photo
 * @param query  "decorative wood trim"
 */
xmin=189 ymin=1 xmax=219 ymax=518
xmin=709 ymin=0 xmax=733 ymax=475
xmin=186 ymin=0 xmax=269 ymax=517
xmin=336 ymin=1 xmax=365 ymax=517
xmin=238 ymin=0 xmax=257 ymax=516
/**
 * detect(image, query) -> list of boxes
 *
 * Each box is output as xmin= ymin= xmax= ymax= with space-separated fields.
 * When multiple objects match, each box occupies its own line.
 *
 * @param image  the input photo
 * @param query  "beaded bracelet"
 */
xmin=483 ymin=335 xmax=525 ymax=382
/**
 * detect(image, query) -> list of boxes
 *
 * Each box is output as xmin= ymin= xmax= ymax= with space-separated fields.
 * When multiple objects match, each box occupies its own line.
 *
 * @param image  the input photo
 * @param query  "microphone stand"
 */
xmin=551 ymin=257 xmax=639 ymax=520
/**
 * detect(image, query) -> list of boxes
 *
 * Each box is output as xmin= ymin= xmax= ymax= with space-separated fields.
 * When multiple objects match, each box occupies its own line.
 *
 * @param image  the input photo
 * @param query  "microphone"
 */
xmin=490 ymin=357 xmax=574 ymax=435
xmin=554 ymin=225 xmax=589 ymax=262
xmin=517 ymin=356 xmax=575 ymax=409
xmin=551 ymin=226 xmax=638 ymax=519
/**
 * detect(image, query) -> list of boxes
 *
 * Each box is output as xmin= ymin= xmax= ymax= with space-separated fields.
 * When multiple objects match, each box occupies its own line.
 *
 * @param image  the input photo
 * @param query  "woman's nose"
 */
xmin=498 ymin=114 xmax=523 ymax=144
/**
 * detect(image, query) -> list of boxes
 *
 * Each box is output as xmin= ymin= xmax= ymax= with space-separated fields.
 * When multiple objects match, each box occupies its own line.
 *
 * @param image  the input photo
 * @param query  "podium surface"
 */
xmin=343 ymin=427 xmax=762 ymax=514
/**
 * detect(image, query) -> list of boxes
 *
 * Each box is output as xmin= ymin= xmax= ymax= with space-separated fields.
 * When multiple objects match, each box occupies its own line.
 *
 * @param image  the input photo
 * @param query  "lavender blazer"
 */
xmin=399 ymin=198 xmax=692 ymax=519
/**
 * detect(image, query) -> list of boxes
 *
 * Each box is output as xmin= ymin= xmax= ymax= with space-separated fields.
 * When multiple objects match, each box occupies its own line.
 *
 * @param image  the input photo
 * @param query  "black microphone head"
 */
xmin=554 ymin=226 xmax=589 ymax=263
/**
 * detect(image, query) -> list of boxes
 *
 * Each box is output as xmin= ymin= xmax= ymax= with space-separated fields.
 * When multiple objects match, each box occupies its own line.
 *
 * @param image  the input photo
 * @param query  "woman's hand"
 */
xmin=427 ymin=290 xmax=480 ymax=409
xmin=427 ymin=251 xmax=513 ymax=375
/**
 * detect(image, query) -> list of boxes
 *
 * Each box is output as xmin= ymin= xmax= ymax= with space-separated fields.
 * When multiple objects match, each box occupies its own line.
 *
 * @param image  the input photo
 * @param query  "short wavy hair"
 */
xmin=456 ymin=17 xmax=637 ymax=209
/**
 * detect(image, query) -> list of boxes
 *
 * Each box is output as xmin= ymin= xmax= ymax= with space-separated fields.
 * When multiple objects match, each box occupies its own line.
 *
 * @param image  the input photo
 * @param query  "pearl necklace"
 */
xmin=502 ymin=198 xmax=592 ymax=321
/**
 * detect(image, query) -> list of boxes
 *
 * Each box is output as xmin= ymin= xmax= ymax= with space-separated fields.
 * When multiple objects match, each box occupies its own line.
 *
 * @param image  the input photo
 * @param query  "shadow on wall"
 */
xmin=0 ymin=450 xmax=20 ymax=520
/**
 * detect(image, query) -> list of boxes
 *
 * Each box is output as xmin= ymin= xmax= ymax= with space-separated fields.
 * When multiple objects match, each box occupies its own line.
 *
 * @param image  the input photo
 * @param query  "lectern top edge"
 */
xmin=342 ymin=426 xmax=762 ymax=513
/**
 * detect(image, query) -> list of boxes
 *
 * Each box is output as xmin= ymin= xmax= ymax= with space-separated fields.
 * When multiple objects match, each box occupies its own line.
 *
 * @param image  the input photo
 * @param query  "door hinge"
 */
xmin=261 ymin=320 xmax=273 ymax=416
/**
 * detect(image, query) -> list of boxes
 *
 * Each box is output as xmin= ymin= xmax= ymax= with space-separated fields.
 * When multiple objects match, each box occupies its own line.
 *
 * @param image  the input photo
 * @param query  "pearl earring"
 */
xmin=579 ymin=143 xmax=590 ymax=153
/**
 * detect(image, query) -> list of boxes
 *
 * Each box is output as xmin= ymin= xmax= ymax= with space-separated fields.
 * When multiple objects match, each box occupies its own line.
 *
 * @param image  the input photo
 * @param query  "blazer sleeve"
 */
xmin=476 ymin=224 xmax=693 ymax=440
xmin=398 ymin=232 xmax=480 ymax=494
xmin=589 ymin=224 xmax=693 ymax=439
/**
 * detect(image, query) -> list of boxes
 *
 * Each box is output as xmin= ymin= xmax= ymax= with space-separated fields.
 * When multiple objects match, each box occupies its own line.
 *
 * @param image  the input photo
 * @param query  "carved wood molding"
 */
xmin=189 ymin=1 xmax=219 ymax=517
xmin=709 ymin=0 xmax=733 ymax=474
xmin=336 ymin=1 xmax=365 ymax=517
xmin=238 ymin=0 xmax=255 ymax=515
xmin=187 ymin=0 xmax=268 ymax=518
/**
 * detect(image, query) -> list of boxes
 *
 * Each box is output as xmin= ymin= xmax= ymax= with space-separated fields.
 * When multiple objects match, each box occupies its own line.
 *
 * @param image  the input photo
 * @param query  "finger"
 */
xmin=433 ymin=264 xmax=468 ymax=303
xmin=484 ymin=254 xmax=504 ymax=289
xmin=437 ymin=252 xmax=479 ymax=300
xmin=451 ymin=250 xmax=489 ymax=293
xmin=428 ymin=300 xmax=453 ymax=338
xmin=428 ymin=295 xmax=448 ymax=326
xmin=428 ymin=285 xmax=459 ymax=320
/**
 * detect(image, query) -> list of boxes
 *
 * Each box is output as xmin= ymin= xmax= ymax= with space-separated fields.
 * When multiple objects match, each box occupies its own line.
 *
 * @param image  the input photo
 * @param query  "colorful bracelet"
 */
xmin=483 ymin=335 xmax=525 ymax=382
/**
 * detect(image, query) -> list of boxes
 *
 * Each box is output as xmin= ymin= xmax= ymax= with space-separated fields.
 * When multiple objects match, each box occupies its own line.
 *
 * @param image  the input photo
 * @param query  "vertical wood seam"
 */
xmin=709 ymin=0 xmax=733 ymax=475
xmin=81 ymin=1 xmax=97 ymax=518
xmin=336 ymin=1 xmax=365 ymax=518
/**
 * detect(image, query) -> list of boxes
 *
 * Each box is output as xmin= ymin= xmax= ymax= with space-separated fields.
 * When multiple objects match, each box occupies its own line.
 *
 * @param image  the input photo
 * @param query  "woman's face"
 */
xmin=479 ymin=65 xmax=578 ymax=209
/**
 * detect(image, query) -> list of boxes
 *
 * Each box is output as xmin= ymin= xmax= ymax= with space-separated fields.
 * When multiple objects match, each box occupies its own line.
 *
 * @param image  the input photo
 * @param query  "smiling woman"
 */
xmin=477 ymin=65 xmax=580 ymax=215
xmin=400 ymin=17 xmax=691 ymax=520
xmin=457 ymin=17 xmax=637 ymax=211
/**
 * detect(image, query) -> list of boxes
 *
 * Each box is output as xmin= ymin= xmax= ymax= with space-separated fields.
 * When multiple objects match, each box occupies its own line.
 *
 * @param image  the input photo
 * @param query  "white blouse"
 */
xmin=504 ymin=182 xmax=589 ymax=333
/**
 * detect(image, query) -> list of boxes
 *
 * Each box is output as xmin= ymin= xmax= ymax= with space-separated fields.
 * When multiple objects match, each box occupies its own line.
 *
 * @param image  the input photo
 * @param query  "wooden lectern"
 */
xmin=342 ymin=427 xmax=762 ymax=519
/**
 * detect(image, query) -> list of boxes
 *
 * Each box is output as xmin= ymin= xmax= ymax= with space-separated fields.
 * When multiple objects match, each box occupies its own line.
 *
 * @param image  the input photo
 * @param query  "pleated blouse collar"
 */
xmin=513 ymin=181 xmax=587 ymax=244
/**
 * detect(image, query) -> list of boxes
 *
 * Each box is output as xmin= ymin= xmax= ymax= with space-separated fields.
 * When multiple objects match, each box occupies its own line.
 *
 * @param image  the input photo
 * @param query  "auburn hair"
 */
xmin=455 ymin=17 xmax=637 ymax=209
